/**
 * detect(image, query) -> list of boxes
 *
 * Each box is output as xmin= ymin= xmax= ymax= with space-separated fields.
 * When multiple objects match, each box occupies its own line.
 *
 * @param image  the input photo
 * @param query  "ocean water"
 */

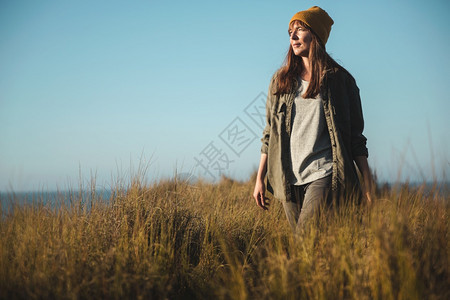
xmin=0 ymin=189 xmax=113 ymax=216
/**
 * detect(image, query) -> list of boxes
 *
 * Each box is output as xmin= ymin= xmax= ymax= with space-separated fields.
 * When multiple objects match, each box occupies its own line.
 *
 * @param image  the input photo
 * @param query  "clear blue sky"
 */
xmin=1 ymin=0 xmax=449 ymax=192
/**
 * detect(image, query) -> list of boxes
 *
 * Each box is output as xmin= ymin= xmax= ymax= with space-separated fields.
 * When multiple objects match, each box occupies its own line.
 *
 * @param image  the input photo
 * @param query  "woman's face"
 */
xmin=289 ymin=21 xmax=312 ymax=57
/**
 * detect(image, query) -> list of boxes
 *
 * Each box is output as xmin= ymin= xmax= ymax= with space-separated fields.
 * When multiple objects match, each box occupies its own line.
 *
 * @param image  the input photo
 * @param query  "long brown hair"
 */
xmin=275 ymin=21 xmax=341 ymax=98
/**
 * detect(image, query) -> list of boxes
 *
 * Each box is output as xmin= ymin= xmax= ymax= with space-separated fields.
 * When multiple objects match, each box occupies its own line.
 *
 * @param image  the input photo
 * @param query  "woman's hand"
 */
xmin=253 ymin=153 xmax=269 ymax=210
xmin=354 ymin=156 xmax=373 ymax=205
xmin=362 ymin=187 xmax=372 ymax=205
xmin=253 ymin=179 xmax=268 ymax=210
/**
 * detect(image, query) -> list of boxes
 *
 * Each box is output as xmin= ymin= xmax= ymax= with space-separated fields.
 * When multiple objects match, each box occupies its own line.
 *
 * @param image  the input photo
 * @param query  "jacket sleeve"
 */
xmin=261 ymin=74 xmax=277 ymax=154
xmin=347 ymin=75 xmax=369 ymax=158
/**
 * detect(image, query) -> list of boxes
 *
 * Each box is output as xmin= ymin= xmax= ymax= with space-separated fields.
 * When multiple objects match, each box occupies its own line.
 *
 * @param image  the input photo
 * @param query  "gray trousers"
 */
xmin=282 ymin=175 xmax=332 ymax=233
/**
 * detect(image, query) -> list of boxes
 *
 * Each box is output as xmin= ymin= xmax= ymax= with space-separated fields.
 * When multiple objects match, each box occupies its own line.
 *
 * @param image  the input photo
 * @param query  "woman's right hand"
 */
xmin=253 ymin=179 xmax=268 ymax=210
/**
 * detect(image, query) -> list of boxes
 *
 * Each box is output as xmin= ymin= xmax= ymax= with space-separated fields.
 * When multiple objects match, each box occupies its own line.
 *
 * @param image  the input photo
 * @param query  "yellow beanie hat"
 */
xmin=289 ymin=6 xmax=334 ymax=45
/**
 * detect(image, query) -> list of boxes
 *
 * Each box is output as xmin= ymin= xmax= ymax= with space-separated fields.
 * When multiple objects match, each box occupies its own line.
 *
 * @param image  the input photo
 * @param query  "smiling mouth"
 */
xmin=293 ymin=43 xmax=301 ymax=47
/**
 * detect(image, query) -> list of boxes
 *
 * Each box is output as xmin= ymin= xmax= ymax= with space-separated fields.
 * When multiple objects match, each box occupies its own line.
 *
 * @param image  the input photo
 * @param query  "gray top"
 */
xmin=289 ymin=79 xmax=333 ymax=185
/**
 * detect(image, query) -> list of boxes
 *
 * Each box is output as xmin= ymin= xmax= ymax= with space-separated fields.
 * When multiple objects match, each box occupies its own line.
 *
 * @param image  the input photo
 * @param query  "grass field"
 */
xmin=0 ymin=174 xmax=448 ymax=299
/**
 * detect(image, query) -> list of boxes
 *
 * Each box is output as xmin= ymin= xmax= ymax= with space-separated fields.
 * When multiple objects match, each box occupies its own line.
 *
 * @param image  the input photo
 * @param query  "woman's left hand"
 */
xmin=363 ymin=189 xmax=372 ymax=205
xmin=354 ymin=156 xmax=373 ymax=205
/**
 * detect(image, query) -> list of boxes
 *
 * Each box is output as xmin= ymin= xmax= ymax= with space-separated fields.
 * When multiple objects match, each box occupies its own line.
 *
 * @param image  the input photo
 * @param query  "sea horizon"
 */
xmin=1 ymin=180 xmax=448 ymax=211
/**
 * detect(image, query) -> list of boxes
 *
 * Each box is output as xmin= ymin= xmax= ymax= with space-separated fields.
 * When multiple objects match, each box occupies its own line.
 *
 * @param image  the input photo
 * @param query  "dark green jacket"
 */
xmin=261 ymin=68 xmax=368 ymax=202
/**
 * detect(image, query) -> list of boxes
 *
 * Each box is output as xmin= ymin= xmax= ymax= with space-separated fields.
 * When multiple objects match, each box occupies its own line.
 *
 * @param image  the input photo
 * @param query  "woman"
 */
xmin=253 ymin=6 xmax=372 ymax=232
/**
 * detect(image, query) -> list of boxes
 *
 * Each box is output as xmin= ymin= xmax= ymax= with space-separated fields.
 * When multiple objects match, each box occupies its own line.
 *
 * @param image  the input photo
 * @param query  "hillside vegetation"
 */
xmin=1 ymin=175 xmax=448 ymax=299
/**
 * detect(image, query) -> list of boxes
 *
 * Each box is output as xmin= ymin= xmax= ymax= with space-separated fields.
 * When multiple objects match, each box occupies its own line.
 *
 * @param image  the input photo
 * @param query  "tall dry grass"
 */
xmin=0 ymin=174 xmax=448 ymax=299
